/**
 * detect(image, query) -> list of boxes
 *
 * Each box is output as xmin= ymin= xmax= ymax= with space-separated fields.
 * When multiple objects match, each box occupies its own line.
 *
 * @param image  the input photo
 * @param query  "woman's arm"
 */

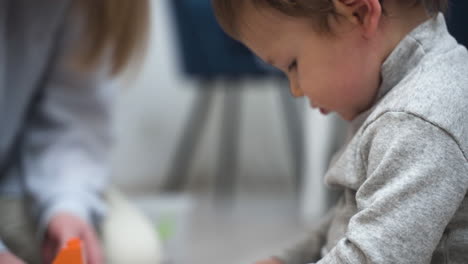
xmin=21 ymin=55 xmax=114 ymax=239
xmin=19 ymin=10 xmax=115 ymax=264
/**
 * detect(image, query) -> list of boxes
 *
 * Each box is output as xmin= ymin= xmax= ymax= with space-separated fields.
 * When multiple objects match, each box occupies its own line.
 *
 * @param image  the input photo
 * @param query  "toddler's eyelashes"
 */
xmin=288 ymin=60 xmax=297 ymax=72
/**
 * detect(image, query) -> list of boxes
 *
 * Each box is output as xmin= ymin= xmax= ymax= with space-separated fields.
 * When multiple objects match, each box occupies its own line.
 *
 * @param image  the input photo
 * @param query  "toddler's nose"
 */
xmin=289 ymin=79 xmax=304 ymax=98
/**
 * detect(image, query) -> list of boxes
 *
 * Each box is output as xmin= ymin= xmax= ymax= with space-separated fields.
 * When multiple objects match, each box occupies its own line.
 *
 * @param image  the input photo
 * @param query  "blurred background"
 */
xmin=110 ymin=1 xmax=345 ymax=263
xmin=108 ymin=1 xmax=467 ymax=264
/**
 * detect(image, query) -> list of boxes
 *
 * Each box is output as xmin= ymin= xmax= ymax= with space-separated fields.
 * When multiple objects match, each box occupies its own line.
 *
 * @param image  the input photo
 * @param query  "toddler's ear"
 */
xmin=332 ymin=0 xmax=382 ymax=37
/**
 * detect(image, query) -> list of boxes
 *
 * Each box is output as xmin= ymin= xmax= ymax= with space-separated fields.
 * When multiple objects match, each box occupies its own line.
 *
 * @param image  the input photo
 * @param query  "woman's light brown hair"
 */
xmin=75 ymin=0 xmax=150 ymax=75
xmin=212 ymin=0 xmax=448 ymax=40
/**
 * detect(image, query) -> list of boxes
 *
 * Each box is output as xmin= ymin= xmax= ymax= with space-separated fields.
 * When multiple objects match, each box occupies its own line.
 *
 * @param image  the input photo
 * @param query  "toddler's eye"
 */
xmin=288 ymin=60 xmax=297 ymax=72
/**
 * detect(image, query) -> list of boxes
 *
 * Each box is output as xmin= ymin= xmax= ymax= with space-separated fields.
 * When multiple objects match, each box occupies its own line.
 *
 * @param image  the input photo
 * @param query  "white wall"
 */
xmin=111 ymin=0 xmax=301 ymax=196
xmin=111 ymin=0 xmax=194 ymax=191
xmin=301 ymin=111 xmax=345 ymax=221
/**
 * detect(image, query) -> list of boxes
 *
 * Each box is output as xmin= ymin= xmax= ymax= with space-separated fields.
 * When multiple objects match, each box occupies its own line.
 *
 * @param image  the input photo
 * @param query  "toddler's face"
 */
xmin=238 ymin=5 xmax=383 ymax=120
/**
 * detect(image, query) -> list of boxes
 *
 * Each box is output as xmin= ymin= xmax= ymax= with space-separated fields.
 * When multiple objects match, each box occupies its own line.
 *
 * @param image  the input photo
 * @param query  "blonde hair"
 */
xmin=212 ymin=0 xmax=448 ymax=39
xmin=74 ymin=0 xmax=150 ymax=75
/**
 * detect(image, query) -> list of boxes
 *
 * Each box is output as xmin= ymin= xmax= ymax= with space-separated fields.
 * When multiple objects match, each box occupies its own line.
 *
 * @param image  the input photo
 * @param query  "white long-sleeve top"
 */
xmin=0 ymin=0 xmax=114 ymax=252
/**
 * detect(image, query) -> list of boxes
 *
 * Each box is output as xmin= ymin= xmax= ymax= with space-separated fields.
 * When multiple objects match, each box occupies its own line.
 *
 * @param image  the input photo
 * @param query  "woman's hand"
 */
xmin=43 ymin=212 xmax=103 ymax=264
xmin=254 ymin=258 xmax=283 ymax=264
xmin=0 ymin=252 xmax=26 ymax=264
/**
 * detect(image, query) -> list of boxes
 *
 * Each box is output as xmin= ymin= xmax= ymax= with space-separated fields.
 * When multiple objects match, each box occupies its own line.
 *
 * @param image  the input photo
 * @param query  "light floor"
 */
xmin=133 ymin=193 xmax=309 ymax=264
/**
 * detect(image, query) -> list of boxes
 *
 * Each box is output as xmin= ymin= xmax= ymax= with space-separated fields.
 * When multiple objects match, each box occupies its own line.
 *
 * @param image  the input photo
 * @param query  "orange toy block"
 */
xmin=53 ymin=238 xmax=85 ymax=264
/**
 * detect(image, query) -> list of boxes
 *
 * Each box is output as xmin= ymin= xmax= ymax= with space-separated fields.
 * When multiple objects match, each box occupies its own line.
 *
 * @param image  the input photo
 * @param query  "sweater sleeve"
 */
xmin=315 ymin=112 xmax=468 ymax=264
xmin=19 ymin=10 xmax=115 ymax=237
xmin=275 ymin=206 xmax=337 ymax=264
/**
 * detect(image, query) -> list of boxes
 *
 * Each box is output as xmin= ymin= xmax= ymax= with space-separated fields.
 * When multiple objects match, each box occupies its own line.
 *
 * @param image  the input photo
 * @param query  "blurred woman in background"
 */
xmin=0 ymin=0 xmax=160 ymax=263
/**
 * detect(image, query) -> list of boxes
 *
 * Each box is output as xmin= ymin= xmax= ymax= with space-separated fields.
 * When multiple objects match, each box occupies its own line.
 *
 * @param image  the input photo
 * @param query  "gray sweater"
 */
xmin=0 ymin=0 xmax=112 ymax=252
xmin=278 ymin=14 xmax=468 ymax=264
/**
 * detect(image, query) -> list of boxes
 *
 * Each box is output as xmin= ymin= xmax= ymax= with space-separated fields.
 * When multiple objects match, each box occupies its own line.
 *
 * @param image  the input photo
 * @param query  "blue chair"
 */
xmin=165 ymin=0 xmax=303 ymax=199
xmin=169 ymin=0 xmax=268 ymax=77
xmin=447 ymin=1 xmax=468 ymax=48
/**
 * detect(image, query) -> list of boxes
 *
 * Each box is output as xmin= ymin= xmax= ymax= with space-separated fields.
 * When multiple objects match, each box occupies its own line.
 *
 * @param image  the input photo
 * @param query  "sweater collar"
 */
xmin=378 ymin=13 xmax=448 ymax=100
xmin=350 ymin=13 xmax=449 ymax=130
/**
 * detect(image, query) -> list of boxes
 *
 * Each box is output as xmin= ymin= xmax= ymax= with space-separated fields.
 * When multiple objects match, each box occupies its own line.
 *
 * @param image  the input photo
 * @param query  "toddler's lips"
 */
xmin=309 ymin=100 xmax=329 ymax=114
xmin=320 ymin=108 xmax=330 ymax=115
